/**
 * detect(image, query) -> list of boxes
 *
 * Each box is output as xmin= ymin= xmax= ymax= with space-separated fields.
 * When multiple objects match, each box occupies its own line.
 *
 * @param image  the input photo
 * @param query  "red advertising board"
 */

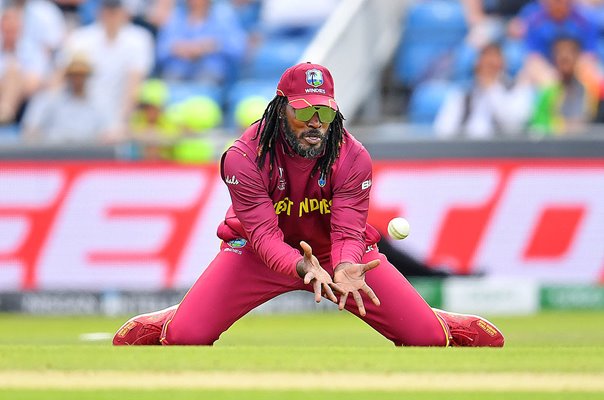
xmin=1 ymin=160 xmax=603 ymax=290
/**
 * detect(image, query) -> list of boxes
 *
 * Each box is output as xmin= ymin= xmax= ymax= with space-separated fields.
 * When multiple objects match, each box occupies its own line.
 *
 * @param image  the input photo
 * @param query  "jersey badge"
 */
xmin=277 ymin=167 xmax=286 ymax=190
xmin=227 ymin=238 xmax=247 ymax=248
xmin=318 ymin=173 xmax=326 ymax=188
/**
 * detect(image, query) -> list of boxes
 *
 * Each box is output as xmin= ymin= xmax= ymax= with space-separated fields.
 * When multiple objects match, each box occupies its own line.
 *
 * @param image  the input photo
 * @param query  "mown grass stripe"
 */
xmin=1 ymin=372 xmax=603 ymax=392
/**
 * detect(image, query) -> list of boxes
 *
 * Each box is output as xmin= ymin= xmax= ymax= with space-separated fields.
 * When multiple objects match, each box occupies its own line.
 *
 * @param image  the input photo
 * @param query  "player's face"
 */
xmin=282 ymin=104 xmax=331 ymax=159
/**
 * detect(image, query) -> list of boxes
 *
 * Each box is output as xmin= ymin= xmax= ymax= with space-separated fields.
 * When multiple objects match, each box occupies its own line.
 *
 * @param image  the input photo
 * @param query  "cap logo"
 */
xmin=305 ymin=69 xmax=324 ymax=88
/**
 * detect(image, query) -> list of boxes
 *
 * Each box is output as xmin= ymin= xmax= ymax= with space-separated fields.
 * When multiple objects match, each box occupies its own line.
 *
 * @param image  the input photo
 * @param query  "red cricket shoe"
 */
xmin=434 ymin=308 xmax=505 ymax=347
xmin=113 ymin=305 xmax=177 ymax=346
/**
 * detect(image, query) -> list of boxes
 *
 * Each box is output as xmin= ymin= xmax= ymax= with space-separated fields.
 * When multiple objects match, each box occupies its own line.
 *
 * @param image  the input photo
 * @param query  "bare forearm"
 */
xmin=123 ymin=71 xmax=144 ymax=121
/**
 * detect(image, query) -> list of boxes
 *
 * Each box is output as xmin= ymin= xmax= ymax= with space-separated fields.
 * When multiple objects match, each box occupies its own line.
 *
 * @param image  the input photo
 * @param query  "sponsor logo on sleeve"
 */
xmin=362 ymin=179 xmax=372 ymax=190
xmin=225 ymin=175 xmax=239 ymax=185
xmin=227 ymin=238 xmax=247 ymax=248
xmin=224 ymin=238 xmax=247 ymax=255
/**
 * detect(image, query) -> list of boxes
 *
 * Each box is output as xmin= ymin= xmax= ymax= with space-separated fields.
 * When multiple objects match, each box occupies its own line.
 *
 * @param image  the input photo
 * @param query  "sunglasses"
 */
xmin=293 ymin=106 xmax=337 ymax=123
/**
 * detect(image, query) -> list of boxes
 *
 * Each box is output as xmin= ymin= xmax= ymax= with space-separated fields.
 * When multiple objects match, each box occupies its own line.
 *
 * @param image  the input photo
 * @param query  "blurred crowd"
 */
xmin=0 ymin=0 xmax=339 ymax=162
xmin=2 ymin=0 xmax=603 ymax=162
xmin=398 ymin=0 xmax=604 ymax=138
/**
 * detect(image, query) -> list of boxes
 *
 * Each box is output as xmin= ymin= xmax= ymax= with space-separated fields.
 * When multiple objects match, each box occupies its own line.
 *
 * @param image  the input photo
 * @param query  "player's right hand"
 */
xmin=296 ymin=241 xmax=342 ymax=304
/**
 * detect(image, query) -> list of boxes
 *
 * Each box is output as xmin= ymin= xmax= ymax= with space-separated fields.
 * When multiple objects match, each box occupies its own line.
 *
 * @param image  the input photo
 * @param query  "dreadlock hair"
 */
xmin=253 ymin=95 xmax=346 ymax=179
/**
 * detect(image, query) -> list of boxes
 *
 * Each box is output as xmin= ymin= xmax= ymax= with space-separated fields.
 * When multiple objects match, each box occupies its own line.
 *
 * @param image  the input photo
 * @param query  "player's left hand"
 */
xmin=333 ymin=260 xmax=380 ymax=317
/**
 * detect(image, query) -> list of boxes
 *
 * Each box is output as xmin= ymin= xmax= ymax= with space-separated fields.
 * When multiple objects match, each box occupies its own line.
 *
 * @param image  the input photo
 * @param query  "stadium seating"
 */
xmin=451 ymin=43 xmax=478 ymax=82
xmin=226 ymin=79 xmax=277 ymax=105
xmin=0 ymin=124 xmax=20 ymax=143
xmin=403 ymin=0 xmax=467 ymax=41
xmin=246 ymin=34 xmax=314 ymax=81
xmin=406 ymin=79 xmax=456 ymax=125
xmin=451 ymin=39 xmax=528 ymax=83
xmin=225 ymin=79 xmax=278 ymax=128
xmin=394 ymin=0 xmax=467 ymax=87
xmin=166 ymin=81 xmax=223 ymax=106
xmin=77 ymin=0 xmax=100 ymax=25
xmin=501 ymin=39 xmax=527 ymax=77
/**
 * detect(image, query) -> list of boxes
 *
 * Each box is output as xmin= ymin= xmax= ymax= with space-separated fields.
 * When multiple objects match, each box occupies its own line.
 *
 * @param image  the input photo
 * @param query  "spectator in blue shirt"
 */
xmin=156 ymin=0 xmax=247 ymax=84
xmin=522 ymin=0 xmax=601 ymax=86
xmin=462 ymin=0 xmax=533 ymax=48
xmin=524 ymin=0 xmax=598 ymax=60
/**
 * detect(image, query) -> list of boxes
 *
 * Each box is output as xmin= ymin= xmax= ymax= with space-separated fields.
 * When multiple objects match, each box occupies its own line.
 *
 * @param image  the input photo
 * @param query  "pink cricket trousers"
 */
xmin=162 ymin=242 xmax=448 ymax=346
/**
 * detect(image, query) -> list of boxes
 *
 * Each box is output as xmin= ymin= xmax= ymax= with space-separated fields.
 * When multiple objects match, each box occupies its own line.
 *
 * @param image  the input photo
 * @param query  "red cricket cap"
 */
xmin=276 ymin=62 xmax=338 ymax=110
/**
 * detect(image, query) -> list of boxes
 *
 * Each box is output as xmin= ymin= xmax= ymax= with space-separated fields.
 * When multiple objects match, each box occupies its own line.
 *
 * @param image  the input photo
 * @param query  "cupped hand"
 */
xmin=333 ymin=260 xmax=380 ymax=316
xmin=296 ymin=241 xmax=342 ymax=303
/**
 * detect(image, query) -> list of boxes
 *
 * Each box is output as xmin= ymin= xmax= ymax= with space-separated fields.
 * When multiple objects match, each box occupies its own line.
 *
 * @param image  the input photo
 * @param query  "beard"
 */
xmin=282 ymin=120 xmax=327 ymax=159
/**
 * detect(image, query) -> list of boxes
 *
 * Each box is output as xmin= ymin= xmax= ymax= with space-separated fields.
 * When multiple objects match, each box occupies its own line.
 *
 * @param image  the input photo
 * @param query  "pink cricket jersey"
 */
xmin=218 ymin=122 xmax=381 ymax=278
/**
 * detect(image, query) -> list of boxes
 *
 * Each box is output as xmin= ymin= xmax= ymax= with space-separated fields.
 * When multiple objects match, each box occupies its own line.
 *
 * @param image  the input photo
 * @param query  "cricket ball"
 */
xmin=387 ymin=217 xmax=410 ymax=240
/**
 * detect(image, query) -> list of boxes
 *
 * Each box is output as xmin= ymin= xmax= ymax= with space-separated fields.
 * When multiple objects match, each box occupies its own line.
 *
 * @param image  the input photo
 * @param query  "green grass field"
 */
xmin=1 ymin=310 xmax=603 ymax=399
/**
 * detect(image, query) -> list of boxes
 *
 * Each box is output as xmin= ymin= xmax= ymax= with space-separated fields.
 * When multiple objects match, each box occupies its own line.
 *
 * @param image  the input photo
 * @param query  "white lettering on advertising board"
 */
xmin=443 ymin=277 xmax=539 ymax=315
xmin=0 ymin=170 xmax=64 ymax=290
xmin=175 ymin=177 xmax=231 ymax=287
xmin=1 ymin=163 xmax=603 ymax=290
xmin=475 ymin=169 xmax=604 ymax=282
xmin=36 ymin=170 xmax=206 ymax=289
xmin=371 ymin=168 xmax=500 ymax=260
